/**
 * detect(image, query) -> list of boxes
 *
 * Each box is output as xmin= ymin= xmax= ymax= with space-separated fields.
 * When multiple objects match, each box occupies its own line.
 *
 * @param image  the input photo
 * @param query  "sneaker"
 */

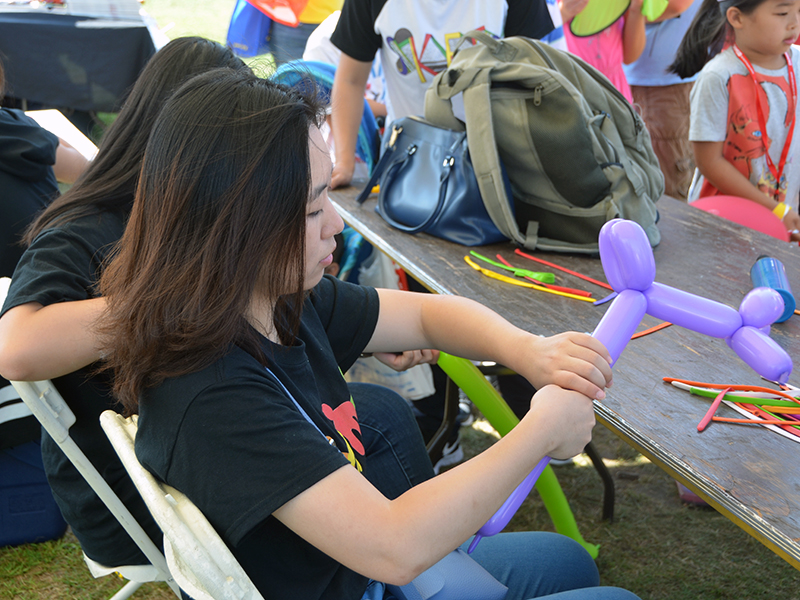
xmin=433 ymin=438 xmax=465 ymax=474
xmin=457 ymin=399 xmax=474 ymax=428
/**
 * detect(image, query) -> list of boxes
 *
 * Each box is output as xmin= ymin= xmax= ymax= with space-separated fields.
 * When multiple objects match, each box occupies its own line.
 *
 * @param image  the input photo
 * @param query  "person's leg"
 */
xmin=269 ymin=21 xmax=318 ymax=66
xmin=461 ymin=532 xmax=639 ymax=600
xmin=631 ymin=83 xmax=695 ymax=201
xmin=349 ymin=382 xmax=435 ymax=500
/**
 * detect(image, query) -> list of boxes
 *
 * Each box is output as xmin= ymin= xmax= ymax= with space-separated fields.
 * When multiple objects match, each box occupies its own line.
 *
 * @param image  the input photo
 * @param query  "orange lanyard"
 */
xmin=732 ymin=45 xmax=797 ymax=199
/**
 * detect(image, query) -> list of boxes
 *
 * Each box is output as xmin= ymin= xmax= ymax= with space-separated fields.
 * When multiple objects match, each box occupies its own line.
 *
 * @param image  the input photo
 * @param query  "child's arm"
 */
xmin=558 ymin=0 xmax=590 ymax=24
xmin=622 ymin=0 xmax=646 ymax=64
xmin=693 ymin=141 xmax=800 ymax=235
xmin=330 ymin=54 xmax=372 ymax=189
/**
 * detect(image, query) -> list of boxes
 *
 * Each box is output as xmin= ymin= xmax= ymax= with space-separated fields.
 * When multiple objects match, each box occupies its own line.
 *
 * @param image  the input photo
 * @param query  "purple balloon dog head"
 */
xmin=593 ymin=219 xmax=792 ymax=383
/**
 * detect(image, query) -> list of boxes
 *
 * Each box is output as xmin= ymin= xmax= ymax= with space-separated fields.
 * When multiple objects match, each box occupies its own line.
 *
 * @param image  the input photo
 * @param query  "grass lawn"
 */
xmin=2 ymin=2 xmax=799 ymax=598
xmin=4 ymin=417 xmax=799 ymax=599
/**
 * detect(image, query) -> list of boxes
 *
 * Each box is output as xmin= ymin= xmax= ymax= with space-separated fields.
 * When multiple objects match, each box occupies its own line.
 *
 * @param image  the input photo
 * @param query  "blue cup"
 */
xmin=750 ymin=256 xmax=795 ymax=323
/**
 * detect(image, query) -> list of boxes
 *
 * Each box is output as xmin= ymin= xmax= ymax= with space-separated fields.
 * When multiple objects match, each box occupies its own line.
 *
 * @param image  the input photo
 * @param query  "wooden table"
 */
xmin=331 ymin=188 xmax=800 ymax=570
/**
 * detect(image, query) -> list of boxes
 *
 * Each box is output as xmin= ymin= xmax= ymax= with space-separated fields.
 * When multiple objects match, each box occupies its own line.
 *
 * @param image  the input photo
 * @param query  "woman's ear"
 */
xmin=727 ymin=6 xmax=744 ymax=30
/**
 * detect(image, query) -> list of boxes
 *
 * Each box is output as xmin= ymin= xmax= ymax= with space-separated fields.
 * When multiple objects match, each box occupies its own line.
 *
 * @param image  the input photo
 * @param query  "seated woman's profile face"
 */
xmin=303 ymin=126 xmax=343 ymax=291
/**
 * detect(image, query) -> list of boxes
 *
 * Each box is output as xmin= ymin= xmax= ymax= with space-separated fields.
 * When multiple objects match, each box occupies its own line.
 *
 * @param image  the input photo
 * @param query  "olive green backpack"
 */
xmin=424 ymin=30 xmax=663 ymax=254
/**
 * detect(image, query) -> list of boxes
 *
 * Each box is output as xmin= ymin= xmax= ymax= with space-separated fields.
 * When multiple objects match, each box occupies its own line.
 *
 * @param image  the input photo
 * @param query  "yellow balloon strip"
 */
xmin=464 ymin=256 xmax=596 ymax=303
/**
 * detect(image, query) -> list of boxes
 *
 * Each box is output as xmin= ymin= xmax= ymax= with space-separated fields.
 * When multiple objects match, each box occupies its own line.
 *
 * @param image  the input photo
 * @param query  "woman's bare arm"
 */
xmin=0 ymin=298 xmax=105 ymax=381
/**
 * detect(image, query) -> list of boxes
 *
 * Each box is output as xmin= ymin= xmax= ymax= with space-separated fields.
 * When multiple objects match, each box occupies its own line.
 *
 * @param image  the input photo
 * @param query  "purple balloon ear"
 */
xmin=739 ymin=287 xmax=785 ymax=328
xmin=599 ymin=220 xmax=656 ymax=292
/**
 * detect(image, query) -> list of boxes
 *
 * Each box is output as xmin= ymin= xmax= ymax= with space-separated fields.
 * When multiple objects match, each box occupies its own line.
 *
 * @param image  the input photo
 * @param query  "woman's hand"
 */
xmin=514 ymin=332 xmax=613 ymax=401
xmin=373 ymin=349 xmax=440 ymax=371
xmin=525 ymin=384 xmax=596 ymax=460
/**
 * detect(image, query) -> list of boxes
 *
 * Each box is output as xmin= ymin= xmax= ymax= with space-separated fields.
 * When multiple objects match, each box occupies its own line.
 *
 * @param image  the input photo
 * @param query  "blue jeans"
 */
xmin=348 ymin=382 xmax=435 ymax=499
xmin=269 ymin=21 xmax=319 ymax=66
xmin=350 ymin=384 xmax=639 ymax=600
xmin=363 ymin=532 xmax=639 ymax=600
xmin=460 ymin=532 xmax=639 ymax=600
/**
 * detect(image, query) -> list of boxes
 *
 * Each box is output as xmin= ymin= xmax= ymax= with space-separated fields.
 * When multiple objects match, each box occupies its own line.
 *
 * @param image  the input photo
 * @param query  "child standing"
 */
xmin=672 ymin=0 xmax=800 ymax=238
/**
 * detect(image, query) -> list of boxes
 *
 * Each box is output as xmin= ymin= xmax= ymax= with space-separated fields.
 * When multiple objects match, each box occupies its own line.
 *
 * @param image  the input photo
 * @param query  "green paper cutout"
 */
xmin=570 ymin=0 xmax=668 ymax=37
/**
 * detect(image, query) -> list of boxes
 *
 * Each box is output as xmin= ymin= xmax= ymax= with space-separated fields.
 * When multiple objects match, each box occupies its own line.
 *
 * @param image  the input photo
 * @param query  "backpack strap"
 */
xmin=460 ymin=73 xmax=527 ymax=247
xmin=426 ymin=33 xmax=528 ymax=247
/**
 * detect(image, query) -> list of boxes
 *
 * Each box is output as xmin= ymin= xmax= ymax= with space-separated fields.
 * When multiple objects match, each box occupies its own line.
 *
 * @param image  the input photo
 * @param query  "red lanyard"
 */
xmin=733 ymin=45 xmax=797 ymax=199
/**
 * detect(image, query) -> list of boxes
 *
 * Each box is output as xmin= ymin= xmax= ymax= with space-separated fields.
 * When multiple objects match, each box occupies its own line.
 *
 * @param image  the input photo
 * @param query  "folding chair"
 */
xmin=100 ymin=410 xmax=265 ymax=600
xmin=1 ymin=276 xmax=179 ymax=597
xmin=9 ymin=379 xmax=180 ymax=600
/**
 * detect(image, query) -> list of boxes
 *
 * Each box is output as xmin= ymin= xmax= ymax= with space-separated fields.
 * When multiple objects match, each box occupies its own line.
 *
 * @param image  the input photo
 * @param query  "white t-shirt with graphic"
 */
xmin=331 ymin=0 xmax=553 ymax=124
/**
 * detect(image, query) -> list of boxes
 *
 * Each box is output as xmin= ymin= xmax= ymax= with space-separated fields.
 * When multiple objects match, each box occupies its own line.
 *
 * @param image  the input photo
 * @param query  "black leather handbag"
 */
xmin=356 ymin=116 xmax=507 ymax=247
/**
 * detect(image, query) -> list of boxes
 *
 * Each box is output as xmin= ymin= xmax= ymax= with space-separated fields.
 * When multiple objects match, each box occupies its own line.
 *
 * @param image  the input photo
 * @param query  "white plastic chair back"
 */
xmin=100 ymin=410 xmax=265 ymax=600
xmin=9 ymin=379 xmax=180 ymax=598
xmin=0 ymin=276 xmax=10 ymax=304
xmin=0 ymin=381 xmax=31 ymax=423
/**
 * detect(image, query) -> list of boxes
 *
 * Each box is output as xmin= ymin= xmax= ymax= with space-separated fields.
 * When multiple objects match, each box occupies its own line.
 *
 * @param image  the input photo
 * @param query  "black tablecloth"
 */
xmin=0 ymin=12 xmax=156 ymax=112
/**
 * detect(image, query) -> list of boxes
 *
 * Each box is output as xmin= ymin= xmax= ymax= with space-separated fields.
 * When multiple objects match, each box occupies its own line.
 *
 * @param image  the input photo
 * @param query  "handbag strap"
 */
xmin=377 ymin=149 xmax=455 ymax=235
xmin=356 ymin=124 xmax=405 ymax=205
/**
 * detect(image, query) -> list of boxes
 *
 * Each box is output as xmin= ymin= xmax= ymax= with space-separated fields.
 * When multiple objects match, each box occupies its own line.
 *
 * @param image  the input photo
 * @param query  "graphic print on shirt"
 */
xmin=719 ymin=73 xmax=794 ymax=201
xmin=387 ymin=27 xmax=497 ymax=82
xmin=322 ymin=397 xmax=364 ymax=472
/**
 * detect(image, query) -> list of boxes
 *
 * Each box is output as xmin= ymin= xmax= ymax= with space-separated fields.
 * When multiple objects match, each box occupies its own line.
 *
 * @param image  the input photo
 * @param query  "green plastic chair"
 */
xmin=437 ymin=352 xmax=600 ymax=559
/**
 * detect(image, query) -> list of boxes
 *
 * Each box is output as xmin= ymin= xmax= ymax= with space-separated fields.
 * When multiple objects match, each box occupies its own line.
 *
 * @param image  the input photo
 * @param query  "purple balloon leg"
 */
xmin=470 ymin=287 xmax=647 ymax=553
xmin=644 ymin=282 xmax=742 ymax=338
xmin=591 ymin=289 xmax=647 ymax=365
xmin=468 ymin=456 xmax=550 ymax=553
xmin=726 ymin=325 xmax=793 ymax=384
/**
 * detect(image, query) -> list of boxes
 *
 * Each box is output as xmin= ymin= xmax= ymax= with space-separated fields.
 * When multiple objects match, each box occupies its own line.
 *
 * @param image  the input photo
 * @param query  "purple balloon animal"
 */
xmin=468 ymin=219 xmax=793 ymax=553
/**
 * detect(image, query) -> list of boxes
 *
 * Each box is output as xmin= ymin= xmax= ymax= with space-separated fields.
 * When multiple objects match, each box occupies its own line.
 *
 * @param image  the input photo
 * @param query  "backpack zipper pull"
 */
xmin=533 ymin=85 xmax=542 ymax=106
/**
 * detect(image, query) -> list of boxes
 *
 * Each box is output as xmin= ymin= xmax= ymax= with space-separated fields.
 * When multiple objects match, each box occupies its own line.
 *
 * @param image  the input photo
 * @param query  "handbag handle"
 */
xmin=377 ymin=150 xmax=455 ymax=234
xmin=356 ymin=123 xmax=406 ymax=205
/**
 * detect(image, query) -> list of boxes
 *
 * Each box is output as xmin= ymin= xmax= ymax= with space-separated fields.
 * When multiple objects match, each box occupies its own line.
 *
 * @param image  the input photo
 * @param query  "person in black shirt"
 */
xmin=97 ymin=68 xmax=640 ymax=600
xmin=0 ymin=37 xmax=249 ymax=568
